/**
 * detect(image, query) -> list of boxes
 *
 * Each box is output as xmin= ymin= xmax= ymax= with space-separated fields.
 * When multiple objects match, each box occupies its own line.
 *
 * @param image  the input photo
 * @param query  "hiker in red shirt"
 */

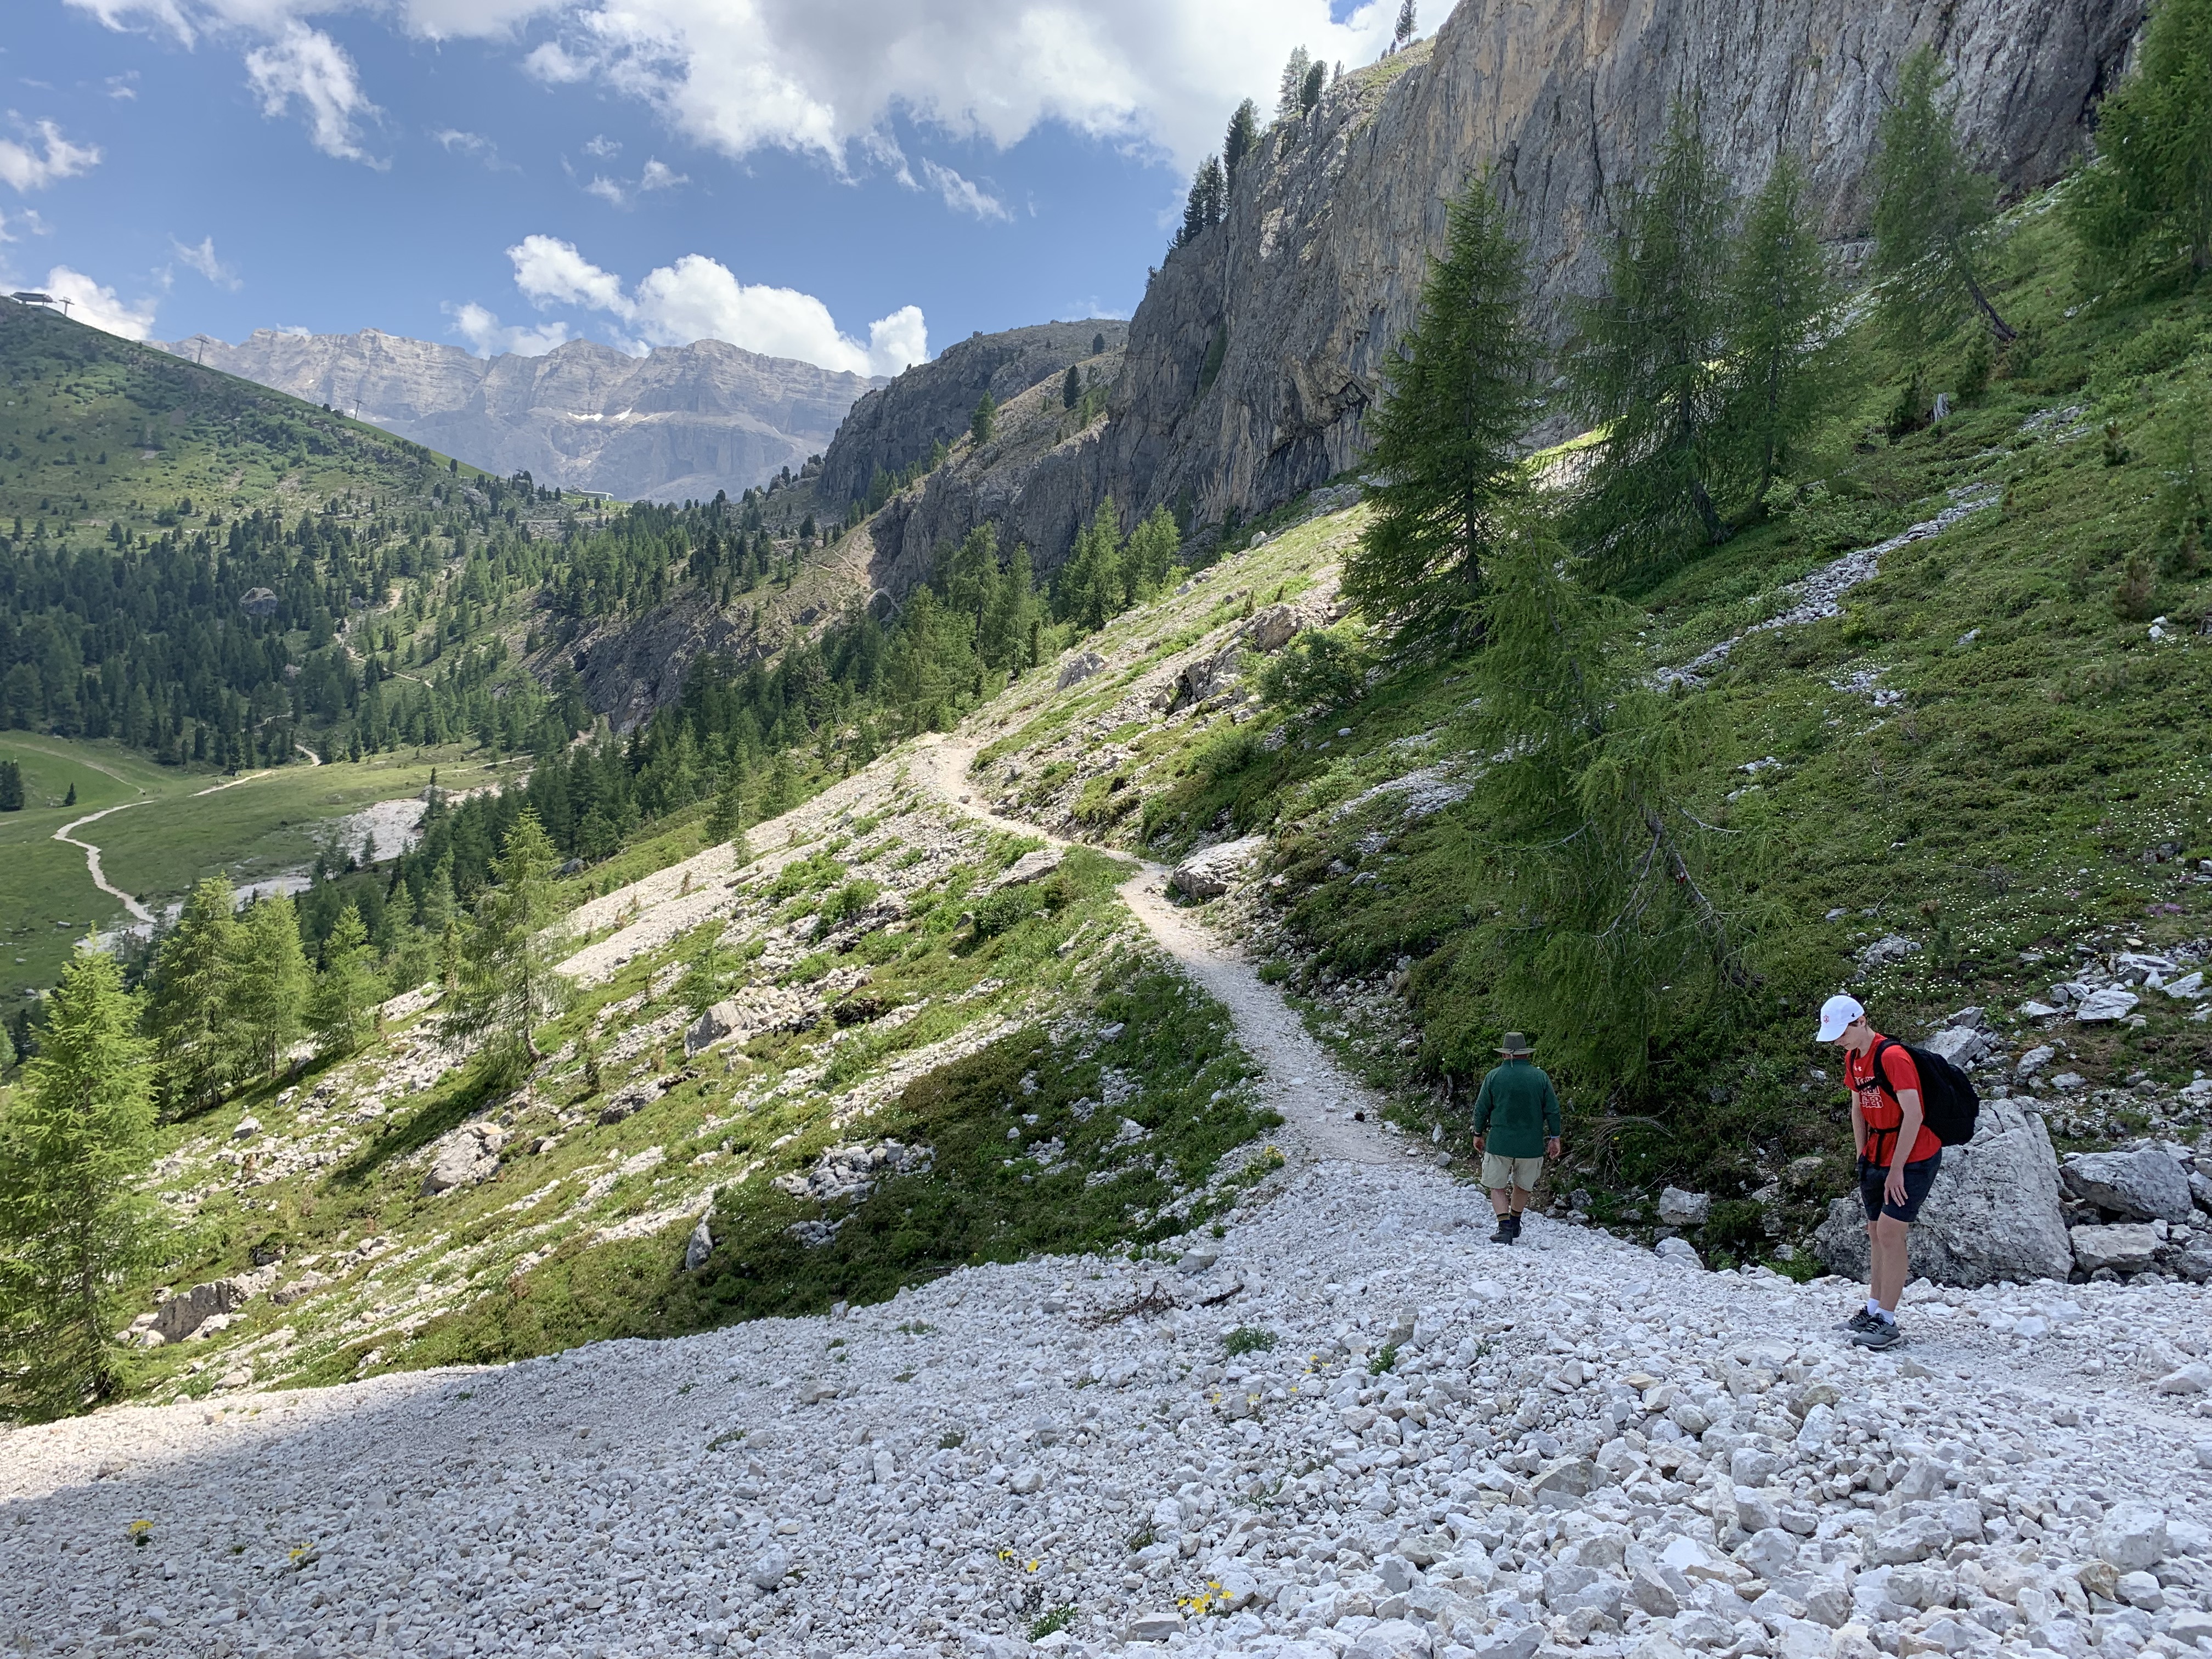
xmin=1818 ymin=994 xmax=1943 ymax=1351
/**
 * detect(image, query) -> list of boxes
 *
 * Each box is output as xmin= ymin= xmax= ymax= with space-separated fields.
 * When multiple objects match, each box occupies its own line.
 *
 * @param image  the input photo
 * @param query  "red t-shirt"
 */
xmin=1848 ymin=1035 xmax=1942 ymax=1164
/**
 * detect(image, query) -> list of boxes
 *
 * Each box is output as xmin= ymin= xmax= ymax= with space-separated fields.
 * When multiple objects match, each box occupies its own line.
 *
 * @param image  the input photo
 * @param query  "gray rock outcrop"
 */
xmin=422 ymin=1121 xmax=505 ymax=1194
xmin=2061 ymin=1148 xmax=2196 ymax=1222
xmin=159 ymin=329 xmax=879 ymax=502
xmin=1813 ymin=1097 xmax=2072 ymax=1285
xmin=151 ymin=1279 xmax=247 ymax=1344
xmin=817 ymin=320 xmax=1125 ymax=506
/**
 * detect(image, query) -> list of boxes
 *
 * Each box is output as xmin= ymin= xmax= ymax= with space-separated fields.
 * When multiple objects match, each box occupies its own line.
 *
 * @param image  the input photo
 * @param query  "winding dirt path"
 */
xmin=916 ymin=736 xmax=1392 ymax=1168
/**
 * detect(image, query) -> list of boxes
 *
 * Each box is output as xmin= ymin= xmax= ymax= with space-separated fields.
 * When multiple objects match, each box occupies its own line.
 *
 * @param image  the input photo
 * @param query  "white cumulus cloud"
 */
xmin=447 ymin=301 xmax=572 ymax=357
xmin=501 ymin=234 xmax=924 ymax=376
xmin=244 ymin=22 xmax=383 ymax=163
xmin=0 ymin=119 xmax=103 ymax=193
xmin=43 ymin=266 xmax=158 ymax=340
xmin=171 ymin=234 xmax=242 ymax=288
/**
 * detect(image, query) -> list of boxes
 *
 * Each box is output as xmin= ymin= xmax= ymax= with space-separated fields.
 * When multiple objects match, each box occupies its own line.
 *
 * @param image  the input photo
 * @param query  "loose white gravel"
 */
xmin=8 ymin=743 xmax=2212 ymax=1659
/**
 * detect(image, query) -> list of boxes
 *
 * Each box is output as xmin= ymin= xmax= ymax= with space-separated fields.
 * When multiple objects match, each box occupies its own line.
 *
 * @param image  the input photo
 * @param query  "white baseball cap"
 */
xmin=1816 ymin=994 xmax=1865 ymax=1043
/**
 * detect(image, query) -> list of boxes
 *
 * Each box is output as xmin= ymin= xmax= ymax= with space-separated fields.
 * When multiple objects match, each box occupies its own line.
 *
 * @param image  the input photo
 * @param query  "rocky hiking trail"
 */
xmin=6 ymin=734 xmax=2212 ymax=1659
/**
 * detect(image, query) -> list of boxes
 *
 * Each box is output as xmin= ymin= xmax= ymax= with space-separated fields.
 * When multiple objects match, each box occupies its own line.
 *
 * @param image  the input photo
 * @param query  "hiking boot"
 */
xmin=1843 ymin=1306 xmax=1882 ymax=1334
xmin=1850 ymin=1319 xmax=1903 ymax=1351
xmin=1506 ymin=1212 xmax=1524 ymax=1239
xmin=1490 ymin=1216 xmax=1515 ymax=1244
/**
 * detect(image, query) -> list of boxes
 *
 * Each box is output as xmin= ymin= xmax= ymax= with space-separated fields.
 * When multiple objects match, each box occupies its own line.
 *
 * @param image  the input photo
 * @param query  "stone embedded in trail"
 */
xmin=1812 ymin=1097 xmax=2070 ymax=1285
xmin=1170 ymin=833 xmax=1270 ymax=900
xmin=2062 ymin=1147 xmax=2196 ymax=1222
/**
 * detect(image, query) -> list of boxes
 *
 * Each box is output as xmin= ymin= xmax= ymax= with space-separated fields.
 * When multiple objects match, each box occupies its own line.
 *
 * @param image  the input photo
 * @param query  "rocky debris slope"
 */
xmin=159 ymin=329 xmax=878 ymax=502
xmin=8 ymin=1159 xmax=2210 ymax=1659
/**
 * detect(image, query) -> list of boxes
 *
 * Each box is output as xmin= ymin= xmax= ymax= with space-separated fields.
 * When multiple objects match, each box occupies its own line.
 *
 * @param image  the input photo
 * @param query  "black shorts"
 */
xmin=1859 ymin=1152 xmax=1942 ymax=1223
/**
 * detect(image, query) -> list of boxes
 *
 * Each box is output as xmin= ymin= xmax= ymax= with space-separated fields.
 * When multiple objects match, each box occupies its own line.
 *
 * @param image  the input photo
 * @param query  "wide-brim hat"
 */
xmin=1497 ymin=1032 xmax=1534 ymax=1056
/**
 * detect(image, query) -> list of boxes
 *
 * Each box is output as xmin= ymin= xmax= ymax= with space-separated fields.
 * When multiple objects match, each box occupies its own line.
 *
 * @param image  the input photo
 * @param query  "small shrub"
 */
xmin=1367 ymin=1343 xmax=1398 ymax=1376
xmin=1256 ymin=629 xmax=1367 ymax=715
xmin=1030 ymin=1607 xmax=1076 ymax=1641
xmin=1223 ymin=1325 xmax=1278 ymax=1356
xmin=1703 ymin=1198 xmax=1768 ymax=1259
xmin=2114 ymin=552 xmax=2157 ymax=621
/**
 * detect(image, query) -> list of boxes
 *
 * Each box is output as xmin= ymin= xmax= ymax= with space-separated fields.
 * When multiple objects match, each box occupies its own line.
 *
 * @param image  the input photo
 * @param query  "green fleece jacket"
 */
xmin=1471 ymin=1059 xmax=1562 ymax=1158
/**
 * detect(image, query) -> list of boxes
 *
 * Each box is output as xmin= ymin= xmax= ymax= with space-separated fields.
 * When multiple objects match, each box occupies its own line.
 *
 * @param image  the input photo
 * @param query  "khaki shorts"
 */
xmin=1481 ymin=1152 xmax=1544 ymax=1193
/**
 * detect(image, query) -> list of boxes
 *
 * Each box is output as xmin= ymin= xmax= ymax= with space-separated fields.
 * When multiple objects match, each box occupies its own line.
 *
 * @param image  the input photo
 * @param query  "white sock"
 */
xmin=1874 ymin=1306 xmax=1896 ymax=1324
xmin=1866 ymin=1299 xmax=1882 ymax=1318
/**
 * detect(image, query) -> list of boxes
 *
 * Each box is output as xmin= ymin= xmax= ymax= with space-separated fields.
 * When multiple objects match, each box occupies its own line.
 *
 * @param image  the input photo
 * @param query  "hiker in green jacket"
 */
xmin=1470 ymin=1031 xmax=1562 ymax=1245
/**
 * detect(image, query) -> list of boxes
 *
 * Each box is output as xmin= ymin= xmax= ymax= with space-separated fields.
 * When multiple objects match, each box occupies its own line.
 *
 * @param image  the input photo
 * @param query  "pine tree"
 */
xmin=1054 ymin=501 xmax=1128 ymax=630
xmin=1870 ymin=47 xmax=2015 ymax=348
xmin=1724 ymin=154 xmax=1848 ymax=504
xmin=1063 ymin=364 xmax=1082 ymax=409
xmin=225 ymin=894 xmax=309 ymax=1080
xmin=1178 ymin=156 xmax=1226 ymax=246
xmin=0 ymin=946 xmax=159 ymax=1418
xmin=1345 ymin=170 xmax=1539 ymax=642
xmin=144 ymin=875 xmax=238 ymax=1115
xmin=307 ymin=902 xmax=384 ymax=1058
xmin=1300 ymin=62 xmax=1326 ymax=119
xmin=0 ymin=760 xmax=22 ymax=812
xmin=1453 ymin=517 xmax=1758 ymax=1093
xmin=1563 ymin=100 xmax=1740 ymax=577
xmin=1223 ymin=100 xmax=1261 ymax=193
xmin=1395 ymin=0 xmax=1417 ymax=47
xmin=678 ymin=926 xmax=737 ymax=1019
xmin=970 ymin=392 xmax=997 ymax=447
xmin=2067 ymin=0 xmax=2212 ymax=279
xmin=441 ymin=811 xmax=568 ymax=1075
xmin=1277 ymin=47 xmax=1313 ymax=120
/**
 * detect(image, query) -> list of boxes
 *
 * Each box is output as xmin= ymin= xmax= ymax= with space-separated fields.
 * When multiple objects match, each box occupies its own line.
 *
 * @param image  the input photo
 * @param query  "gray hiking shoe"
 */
xmin=1490 ymin=1217 xmax=1515 ymax=1244
xmin=1843 ymin=1306 xmax=1882 ymax=1334
xmin=1850 ymin=1319 xmax=1903 ymax=1350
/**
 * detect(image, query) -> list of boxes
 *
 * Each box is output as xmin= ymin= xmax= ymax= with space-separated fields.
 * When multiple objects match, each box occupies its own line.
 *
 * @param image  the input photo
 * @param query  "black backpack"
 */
xmin=1871 ymin=1037 xmax=1981 ymax=1148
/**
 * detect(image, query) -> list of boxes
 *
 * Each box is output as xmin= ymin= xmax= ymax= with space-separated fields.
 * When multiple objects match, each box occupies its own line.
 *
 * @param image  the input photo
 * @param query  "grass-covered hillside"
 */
xmin=932 ymin=198 xmax=2212 ymax=1260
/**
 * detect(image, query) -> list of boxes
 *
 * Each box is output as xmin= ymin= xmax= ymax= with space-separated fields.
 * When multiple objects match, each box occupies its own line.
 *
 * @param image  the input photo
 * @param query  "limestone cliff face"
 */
xmin=157 ymin=329 xmax=881 ymax=503
xmin=817 ymin=321 xmax=1126 ymax=507
xmin=877 ymin=0 xmax=2139 ymax=578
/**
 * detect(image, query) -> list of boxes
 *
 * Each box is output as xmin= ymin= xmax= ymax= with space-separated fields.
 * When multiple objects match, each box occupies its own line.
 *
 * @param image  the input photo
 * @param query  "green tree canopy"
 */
xmin=0 ymin=946 xmax=159 ymax=1418
xmin=225 ymin=893 xmax=309 ymax=1081
xmin=1223 ymin=100 xmax=1261 ymax=192
xmin=1724 ymin=154 xmax=1849 ymax=503
xmin=1345 ymin=168 xmax=1539 ymax=642
xmin=307 ymin=901 xmax=384 ymax=1058
xmin=970 ymin=392 xmax=997 ymax=447
xmin=145 ymin=874 xmax=239 ymax=1115
xmin=2067 ymin=0 xmax=2212 ymax=279
xmin=1451 ymin=516 xmax=1760 ymax=1094
xmin=1178 ymin=156 xmax=1226 ymax=247
xmin=1870 ymin=47 xmax=2015 ymax=347
xmin=1563 ymin=100 xmax=1740 ymax=577
xmin=442 ymin=810 xmax=569 ymax=1075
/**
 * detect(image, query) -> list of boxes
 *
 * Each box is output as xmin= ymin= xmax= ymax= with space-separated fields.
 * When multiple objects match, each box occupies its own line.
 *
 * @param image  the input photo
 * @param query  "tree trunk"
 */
xmin=1959 ymin=263 xmax=2016 ymax=342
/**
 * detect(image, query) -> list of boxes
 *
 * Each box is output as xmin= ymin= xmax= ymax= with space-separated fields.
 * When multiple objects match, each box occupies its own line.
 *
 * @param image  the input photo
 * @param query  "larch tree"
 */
xmin=224 ymin=893 xmax=310 ymax=1081
xmin=970 ymin=392 xmax=997 ymax=447
xmin=0 ymin=946 xmax=160 ymax=1419
xmin=1724 ymin=154 xmax=1848 ymax=504
xmin=442 ymin=811 xmax=569 ymax=1076
xmin=1564 ymin=100 xmax=1740 ymax=576
xmin=1344 ymin=169 xmax=1539 ymax=643
xmin=1451 ymin=518 xmax=1760 ymax=1093
xmin=1063 ymin=364 xmax=1082 ymax=409
xmin=1395 ymin=0 xmax=1417 ymax=47
xmin=1277 ymin=48 xmax=1313 ymax=120
xmin=2067 ymin=0 xmax=2212 ymax=279
xmin=144 ymin=874 xmax=239 ymax=1115
xmin=1178 ymin=156 xmax=1226 ymax=246
xmin=1300 ymin=61 xmax=1327 ymax=119
xmin=1869 ymin=47 xmax=2015 ymax=348
xmin=307 ymin=902 xmax=384 ymax=1058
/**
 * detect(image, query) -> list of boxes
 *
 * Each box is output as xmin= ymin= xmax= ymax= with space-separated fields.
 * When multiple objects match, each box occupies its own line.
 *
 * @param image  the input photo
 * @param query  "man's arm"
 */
xmin=1542 ymin=1075 xmax=1562 ymax=1159
xmin=1849 ymin=1094 xmax=1868 ymax=1161
xmin=1881 ymin=1045 xmax=1925 ymax=1204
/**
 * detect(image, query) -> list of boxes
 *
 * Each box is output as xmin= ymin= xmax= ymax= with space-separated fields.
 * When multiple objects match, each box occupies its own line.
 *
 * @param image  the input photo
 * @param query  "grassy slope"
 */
xmin=941 ymin=202 xmax=2212 ymax=1254
xmin=116 ymin=768 xmax=1282 ymax=1403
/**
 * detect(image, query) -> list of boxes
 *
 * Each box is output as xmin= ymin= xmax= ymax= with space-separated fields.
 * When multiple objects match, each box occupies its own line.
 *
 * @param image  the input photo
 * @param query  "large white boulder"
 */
xmin=1813 ymin=1097 xmax=2071 ymax=1285
xmin=2070 ymin=1222 xmax=2163 ymax=1275
xmin=1170 ymin=834 xmax=1270 ymax=900
xmin=421 ymin=1121 xmax=505 ymax=1194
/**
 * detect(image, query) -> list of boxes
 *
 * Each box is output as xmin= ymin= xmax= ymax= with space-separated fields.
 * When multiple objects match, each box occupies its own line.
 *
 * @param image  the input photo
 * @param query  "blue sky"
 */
xmin=3 ymin=0 xmax=1399 ymax=374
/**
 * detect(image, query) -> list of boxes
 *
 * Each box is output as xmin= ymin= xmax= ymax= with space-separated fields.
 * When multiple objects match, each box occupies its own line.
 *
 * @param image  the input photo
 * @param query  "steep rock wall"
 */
xmin=872 ymin=0 xmax=2138 ymax=580
xmin=818 ymin=321 xmax=1125 ymax=507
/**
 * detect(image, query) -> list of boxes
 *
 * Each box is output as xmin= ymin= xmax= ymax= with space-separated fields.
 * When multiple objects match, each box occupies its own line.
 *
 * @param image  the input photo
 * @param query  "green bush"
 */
xmin=1256 ymin=629 xmax=1367 ymax=715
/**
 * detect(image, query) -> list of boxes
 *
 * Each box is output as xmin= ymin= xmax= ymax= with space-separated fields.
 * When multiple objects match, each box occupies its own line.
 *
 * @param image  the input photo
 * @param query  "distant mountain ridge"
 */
xmin=155 ymin=329 xmax=885 ymax=503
